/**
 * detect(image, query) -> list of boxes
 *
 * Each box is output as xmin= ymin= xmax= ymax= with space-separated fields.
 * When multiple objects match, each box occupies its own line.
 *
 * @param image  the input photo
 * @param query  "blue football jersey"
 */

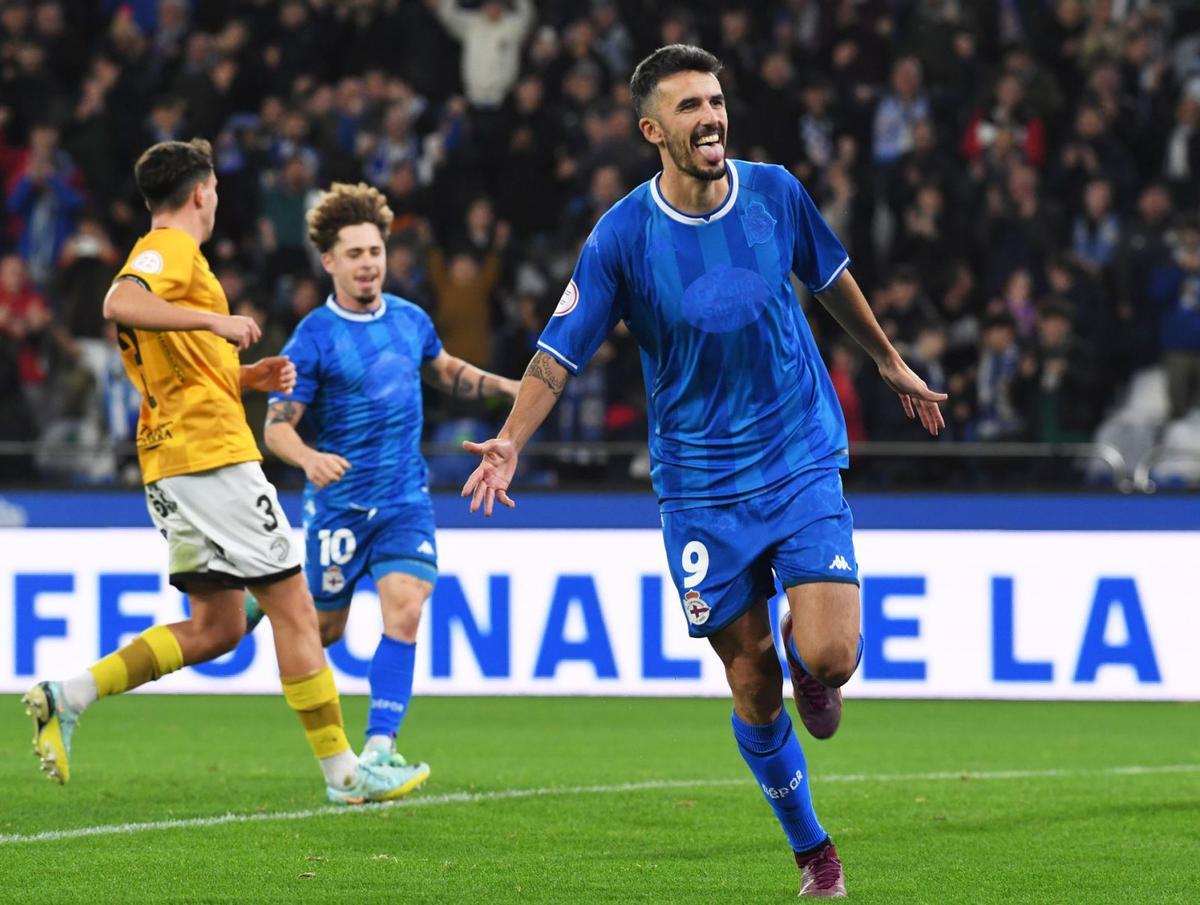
xmin=270 ymin=293 xmax=443 ymax=512
xmin=537 ymin=160 xmax=850 ymax=511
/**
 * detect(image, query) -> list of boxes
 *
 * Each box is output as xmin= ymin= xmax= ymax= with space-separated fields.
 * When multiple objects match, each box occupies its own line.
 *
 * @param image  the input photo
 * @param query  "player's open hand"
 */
xmin=461 ymin=438 xmax=518 ymax=516
xmin=878 ymin=355 xmax=948 ymax=436
xmin=302 ymin=451 xmax=351 ymax=488
xmin=242 ymin=356 xmax=296 ymax=394
xmin=214 ymin=314 xmax=262 ymax=350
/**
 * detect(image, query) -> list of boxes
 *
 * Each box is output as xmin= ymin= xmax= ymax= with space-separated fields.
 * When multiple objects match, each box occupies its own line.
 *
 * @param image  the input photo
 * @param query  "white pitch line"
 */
xmin=2 ymin=764 xmax=1197 ymax=846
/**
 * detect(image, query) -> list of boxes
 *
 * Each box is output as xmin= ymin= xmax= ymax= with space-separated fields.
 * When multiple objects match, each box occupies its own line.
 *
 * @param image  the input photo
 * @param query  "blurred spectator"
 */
xmin=828 ymin=339 xmax=866 ymax=443
xmin=5 ymin=123 xmax=82 ymax=287
xmin=960 ymin=72 xmax=1046 ymax=168
xmin=996 ymin=268 xmax=1038 ymax=342
xmin=973 ymin=313 xmax=1024 ymax=441
xmin=428 ymin=222 xmax=507 ymax=367
xmin=259 ymin=154 xmax=317 ymax=281
xmin=0 ymin=253 xmax=52 ymax=404
xmin=384 ymin=241 xmax=432 ymax=313
xmin=1150 ymin=217 xmax=1200 ymax=420
xmin=1014 ymin=298 xmax=1100 ymax=442
xmin=1071 ymin=177 xmax=1121 ymax=277
xmin=872 ymin=57 xmax=930 ymax=167
xmin=434 ymin=0 xmax=535 ymax=109
xmin=54 ymin=214 xmax=120 ymax=343
xmin=1163 ymin=94 xmax=1200 ymax=208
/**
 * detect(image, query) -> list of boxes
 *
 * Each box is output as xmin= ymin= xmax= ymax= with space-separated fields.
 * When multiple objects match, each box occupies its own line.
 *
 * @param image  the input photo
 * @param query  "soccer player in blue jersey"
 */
xmin=462 ymin=46 xmax=946 ymax=898
xmin=254 ymin=182 xmax=519 ymax=777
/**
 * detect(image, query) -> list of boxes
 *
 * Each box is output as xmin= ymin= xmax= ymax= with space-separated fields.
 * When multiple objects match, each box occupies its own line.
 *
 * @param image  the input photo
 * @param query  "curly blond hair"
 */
xmin=305 ymin=182 xmax=393 ymax=252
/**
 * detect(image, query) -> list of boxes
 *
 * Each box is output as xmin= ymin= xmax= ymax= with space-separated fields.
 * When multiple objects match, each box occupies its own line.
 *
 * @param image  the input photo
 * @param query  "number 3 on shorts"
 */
xmin=318 ymin=528 xmax=357 ymax=566
xmin=681 ymin=540 xmax=708 ymax=588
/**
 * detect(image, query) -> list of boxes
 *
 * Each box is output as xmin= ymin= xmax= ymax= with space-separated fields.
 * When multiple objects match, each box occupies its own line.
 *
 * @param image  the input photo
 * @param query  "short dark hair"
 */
xmin=630 ymin=44 xmax=722 ymax=117
xmin=134 ymin=138 xmax=214 ymax=213
xmin=306 ymin=182 xmax=393 ymax=253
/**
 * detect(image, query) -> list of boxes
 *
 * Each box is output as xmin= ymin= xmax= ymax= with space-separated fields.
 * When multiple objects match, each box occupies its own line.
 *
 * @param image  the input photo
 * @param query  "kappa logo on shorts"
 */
xmin=828 ymin=555 xmax=852 ymax=571
xmin=270 ymin=537 xmax=290 ymax=562
xmin=322 ymin=565 xmax=345 ymax=594
xmin=417 ymin=540 xmax=435 ymax=555
xmin=683 ymin=589 xmax=711 ymax=626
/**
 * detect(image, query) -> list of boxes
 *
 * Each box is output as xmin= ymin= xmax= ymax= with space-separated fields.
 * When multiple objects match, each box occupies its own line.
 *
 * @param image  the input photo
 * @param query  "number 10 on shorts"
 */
xmin=318 ymin=528 xmax=356 ymax=566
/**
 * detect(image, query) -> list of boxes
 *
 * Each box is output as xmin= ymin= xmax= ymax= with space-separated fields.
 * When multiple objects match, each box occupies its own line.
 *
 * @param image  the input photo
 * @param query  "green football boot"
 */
xmin=326 ymin=756 xmax=431 ymax=805
xmin=22 ymin=681 xmax=80 ymax=785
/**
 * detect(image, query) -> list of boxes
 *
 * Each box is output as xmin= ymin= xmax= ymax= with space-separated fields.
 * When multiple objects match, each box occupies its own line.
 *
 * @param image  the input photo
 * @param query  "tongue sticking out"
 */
xmin=696 ymin=141 xmax=724 ymax=165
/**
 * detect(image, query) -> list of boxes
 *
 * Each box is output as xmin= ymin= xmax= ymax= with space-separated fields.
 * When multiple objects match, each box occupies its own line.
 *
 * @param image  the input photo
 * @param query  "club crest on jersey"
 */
xmin=553 ymin=280 xmax=579 ymax=317
xmin=740 ymin=201 xmax=776 ymax=247
xmin=683 ymin=589 xmax=711 ymax=626
xmin=322 ymin=565 xmax=345 ymax=594
xmin=131 ymin=250 xmax=164 ymax=274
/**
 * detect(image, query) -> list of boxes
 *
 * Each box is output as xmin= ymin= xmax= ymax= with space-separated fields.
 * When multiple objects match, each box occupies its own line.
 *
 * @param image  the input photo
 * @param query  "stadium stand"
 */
xmin=1 ymin=0 xmax=1198 ymax=488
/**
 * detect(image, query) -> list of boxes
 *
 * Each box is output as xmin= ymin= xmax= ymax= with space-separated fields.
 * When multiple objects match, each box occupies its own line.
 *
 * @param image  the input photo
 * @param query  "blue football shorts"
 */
xmin=304 ymin=501 xmax=439 ymax=611
xmin=660 ymin=467 xmax=859 ymax=638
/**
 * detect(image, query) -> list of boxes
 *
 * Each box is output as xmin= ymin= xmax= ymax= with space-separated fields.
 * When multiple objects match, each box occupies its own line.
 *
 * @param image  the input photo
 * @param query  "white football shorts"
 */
xmin=144 ymin=461 xmax=302 ymax=591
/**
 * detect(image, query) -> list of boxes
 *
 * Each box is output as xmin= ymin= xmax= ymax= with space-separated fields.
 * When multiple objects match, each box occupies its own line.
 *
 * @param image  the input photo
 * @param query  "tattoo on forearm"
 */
xmin=265 ymin=400 xmax=302 ymax=429
xmin=525 ymin=350 xmax=567 ymax=398
xmin=449 ymin=363 xmax=466 ymax=397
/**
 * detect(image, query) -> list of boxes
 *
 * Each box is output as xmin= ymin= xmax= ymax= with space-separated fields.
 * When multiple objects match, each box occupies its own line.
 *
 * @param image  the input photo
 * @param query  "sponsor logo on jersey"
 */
xmin=136 ymin=422 xmax=175 ymax=449
xmin=761 ymin=768 xmax=805 ymax=800
xmin=683 ymin=589 xmax=710 ymax=626
xmin=322 ymin=565 xmax=345 ymax=594
xmin=131 ymin=250 xmax=164 ymax=275
xmin=553 ymin=279 xmax=579 ymax=317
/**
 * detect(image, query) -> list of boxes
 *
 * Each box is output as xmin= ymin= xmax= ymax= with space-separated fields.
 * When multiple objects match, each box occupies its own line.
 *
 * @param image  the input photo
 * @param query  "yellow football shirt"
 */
xmin=113 ymin=227 xmax=261 ymax=483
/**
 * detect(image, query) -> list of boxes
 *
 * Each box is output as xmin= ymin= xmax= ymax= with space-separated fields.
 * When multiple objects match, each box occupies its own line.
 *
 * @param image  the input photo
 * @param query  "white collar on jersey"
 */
xmin=325 ymin=294 xmax=387 ymax=321
xmin=649 ymin=161 xmax=739 ymax=225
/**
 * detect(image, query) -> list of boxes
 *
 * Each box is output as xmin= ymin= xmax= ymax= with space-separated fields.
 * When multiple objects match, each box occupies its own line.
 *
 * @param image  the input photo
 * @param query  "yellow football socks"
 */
xmin=90 ymin=625 xmax=184 ymax=698
xmin=281 ymin=666 xmax=353 ymax=760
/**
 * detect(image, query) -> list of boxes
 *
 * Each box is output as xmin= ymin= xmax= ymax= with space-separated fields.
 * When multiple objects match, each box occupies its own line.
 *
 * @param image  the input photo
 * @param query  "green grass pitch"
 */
xmin=2 ymin=696 xmax=1197 ymax=904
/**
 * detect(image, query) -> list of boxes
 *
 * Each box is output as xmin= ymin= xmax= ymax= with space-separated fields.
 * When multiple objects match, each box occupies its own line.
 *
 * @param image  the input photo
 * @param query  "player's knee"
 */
xmin=802 ymin=640 xmax=858 ymax=688
xmin=381 ymin=601 xmax=422 ymax=643
xmin=198 ymin=615 xmax=244 ymax=659
xmin=318 ymin=614 xmax=346 ymax=647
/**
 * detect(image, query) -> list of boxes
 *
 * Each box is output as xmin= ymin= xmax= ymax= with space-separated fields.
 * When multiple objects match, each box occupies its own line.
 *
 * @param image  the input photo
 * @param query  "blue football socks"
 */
xmin=732 ymin=708 xmax=827 ymax=853
xmin=365 ymin=635 xmax=416 ymax=743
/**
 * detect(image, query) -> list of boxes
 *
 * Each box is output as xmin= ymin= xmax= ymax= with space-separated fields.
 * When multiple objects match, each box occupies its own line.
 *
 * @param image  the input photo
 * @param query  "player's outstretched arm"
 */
xmin=461 ymin=350 xmax=569 ymax=516
xmin=421 ymin=351 xmax=521 ymax=402
xmin=264 ymin=399 xmax=350 ymax=488
xmin=103 ymin=278 xmax=261 ymax=350
xmin=815 ymin=270 xmax=948 ymax=436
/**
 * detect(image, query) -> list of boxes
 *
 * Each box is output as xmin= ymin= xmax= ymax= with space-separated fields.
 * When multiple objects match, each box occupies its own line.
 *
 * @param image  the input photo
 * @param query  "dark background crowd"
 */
xmin=2 ymin=0 xmax=1199 ymax=490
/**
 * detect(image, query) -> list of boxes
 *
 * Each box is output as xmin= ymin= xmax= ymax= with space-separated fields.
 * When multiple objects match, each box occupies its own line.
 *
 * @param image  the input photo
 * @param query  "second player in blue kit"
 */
xmin=463 ymin=46 xmax=946 ymax=898
xmin=251 ymin=183 xmax=518 ymax=776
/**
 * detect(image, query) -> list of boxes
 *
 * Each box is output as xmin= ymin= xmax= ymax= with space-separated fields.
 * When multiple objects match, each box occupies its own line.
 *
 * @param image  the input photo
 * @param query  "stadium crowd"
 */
xmin=1 ymin=0 xmax=1199 ymax=487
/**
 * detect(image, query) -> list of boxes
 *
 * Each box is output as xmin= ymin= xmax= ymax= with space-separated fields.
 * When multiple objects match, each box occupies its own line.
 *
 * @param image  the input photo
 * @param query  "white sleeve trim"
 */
xmin=536 ymin=340 xmax=580 ymax=373
xmin=813 ymin=256 xmax=851 ymax=294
